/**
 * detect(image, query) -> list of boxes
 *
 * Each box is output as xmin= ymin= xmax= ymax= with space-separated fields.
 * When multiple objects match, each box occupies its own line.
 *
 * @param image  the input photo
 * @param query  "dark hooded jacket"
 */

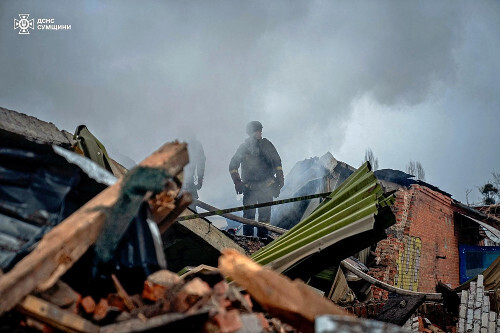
xmin=229 ymin=137 xmax=282 ymax=183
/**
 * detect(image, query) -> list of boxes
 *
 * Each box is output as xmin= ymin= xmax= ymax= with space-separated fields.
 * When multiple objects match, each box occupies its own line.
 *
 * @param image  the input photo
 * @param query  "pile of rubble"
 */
xmin=0 ymin=108 xmax=353 ymax=332
xmin=2 ymin=107 xmax=500 ymax=332
xmin=10 ymin=263 xmax=297 ymax=332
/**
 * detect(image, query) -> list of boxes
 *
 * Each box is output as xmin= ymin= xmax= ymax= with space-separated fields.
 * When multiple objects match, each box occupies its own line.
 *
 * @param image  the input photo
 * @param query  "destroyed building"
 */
xmin=269 ymin=150 xmax=500 ymax=331
xmin=1 ymin=106 xmax=499 ymax=333
xmin=271 ymin=151 xmax=500 ymax=294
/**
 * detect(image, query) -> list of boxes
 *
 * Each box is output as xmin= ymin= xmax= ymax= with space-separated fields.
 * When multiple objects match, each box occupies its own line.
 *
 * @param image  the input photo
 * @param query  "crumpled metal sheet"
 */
xmin=53 ymin=145 xmax=117 ymax=186
xmin=252 ymin=162 xmax=395 ymax=275
xmin=0 ymin=141 xmax=163 ymax=288
xmin=456 ymin=212 xmax=500 ymax=243
xmin=0 ymin=145 xmax=103 ymax=270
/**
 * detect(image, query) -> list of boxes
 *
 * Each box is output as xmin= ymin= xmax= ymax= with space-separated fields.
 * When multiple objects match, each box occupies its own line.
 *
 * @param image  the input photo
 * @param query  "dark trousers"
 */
xmin=242 ymin=186 xmax=273 ymax=237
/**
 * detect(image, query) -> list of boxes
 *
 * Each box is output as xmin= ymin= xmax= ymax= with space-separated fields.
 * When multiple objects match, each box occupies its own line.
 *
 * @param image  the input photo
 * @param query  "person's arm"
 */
xmin=264 ymin=140 xmax=284 ymax=188
xmin=229 ymin=146 xmax=244 ymax=194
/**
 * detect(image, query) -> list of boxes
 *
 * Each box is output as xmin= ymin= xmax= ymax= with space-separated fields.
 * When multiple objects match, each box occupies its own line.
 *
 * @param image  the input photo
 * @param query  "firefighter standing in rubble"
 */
xmin=229 ymin=121 xmax=284 ymax=238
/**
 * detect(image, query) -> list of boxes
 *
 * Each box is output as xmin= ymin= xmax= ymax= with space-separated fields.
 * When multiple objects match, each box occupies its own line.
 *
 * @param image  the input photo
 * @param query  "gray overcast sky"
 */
xmin=1 ymin=1 xmax=499 ymax=210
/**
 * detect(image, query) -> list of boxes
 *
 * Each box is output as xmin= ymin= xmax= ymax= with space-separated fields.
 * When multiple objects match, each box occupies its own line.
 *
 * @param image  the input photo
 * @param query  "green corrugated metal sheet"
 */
xmin=251 ymin=162 xmax=395 ymax=273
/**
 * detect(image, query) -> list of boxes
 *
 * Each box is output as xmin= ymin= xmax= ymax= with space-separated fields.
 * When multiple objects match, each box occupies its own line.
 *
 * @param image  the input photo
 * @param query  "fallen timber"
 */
xmin=179 ymin=192 xmax=332 ymax=222
xmin=219 ymin=249 xmax=351 ymax=333
xmin=16 ymin=295 xmax=100 ymax=333
xmin=195 ymin=199 xmax=288 ymax=234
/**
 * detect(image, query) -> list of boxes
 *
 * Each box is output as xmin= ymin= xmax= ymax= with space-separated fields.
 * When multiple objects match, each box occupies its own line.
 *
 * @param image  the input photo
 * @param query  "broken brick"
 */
xmin=142 ymin=270 xmax=182 ymax=302
xmin=107 ymin=293 xmax=127 ymax=312
xmin=93 ymin=298 xmax=110 ymax=322
xmin=148 ymin=270 xmax=182 ymax=287
xmin=173 ymin=277 xmax=211 ymax=313
xmin=142 ymin=280 xmax=168 ymax=302
xmin=80 ymin=296 xmax=96 ymax=314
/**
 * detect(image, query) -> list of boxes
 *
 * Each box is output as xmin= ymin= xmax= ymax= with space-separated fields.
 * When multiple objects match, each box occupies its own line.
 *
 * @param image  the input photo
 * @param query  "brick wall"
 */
xmin=345 ymin=275 xmax=500 ymax=331
xmin=369 ymin=185 xmax=460 ymax=298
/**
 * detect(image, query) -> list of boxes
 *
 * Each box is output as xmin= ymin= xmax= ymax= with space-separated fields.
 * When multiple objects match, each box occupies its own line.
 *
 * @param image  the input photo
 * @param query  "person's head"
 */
xmin=246 ymin=121 xmax=263 ymax=139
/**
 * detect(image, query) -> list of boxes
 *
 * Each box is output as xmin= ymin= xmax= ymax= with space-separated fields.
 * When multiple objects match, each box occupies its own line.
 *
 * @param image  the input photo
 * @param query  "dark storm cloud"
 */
xmin=1 ymin=1 xmax=498 ymax=208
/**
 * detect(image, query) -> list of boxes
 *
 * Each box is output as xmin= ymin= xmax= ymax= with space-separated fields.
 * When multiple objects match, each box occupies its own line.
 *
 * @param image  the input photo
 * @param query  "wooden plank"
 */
xmin=328 ymin=267 xmax=355 ymax=303
xmin=36 ymin=240 xmax=91 ymax=292
xmin=218 ymin=249 xmax=351 ymax=333
xmin=38 ymin=280 xmax=81 ymax=309
xmin=196 ymin=199 xmax=287 ymax=234
xmin=111 ymin=274 xmax=136 ymax=311
xmin=16 ymin=295 xmax=99 ymax=333
xmin=0 ymin=142 xmax=188 ymax=315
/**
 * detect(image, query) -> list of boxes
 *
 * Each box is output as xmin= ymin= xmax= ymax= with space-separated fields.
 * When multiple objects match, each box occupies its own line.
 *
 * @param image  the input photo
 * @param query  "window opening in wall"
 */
xmin=458 ymin=245 xmax=500 ymax=283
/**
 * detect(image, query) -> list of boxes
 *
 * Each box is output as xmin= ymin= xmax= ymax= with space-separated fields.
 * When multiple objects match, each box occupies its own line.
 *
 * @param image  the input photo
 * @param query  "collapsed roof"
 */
xmin=272 ymin=151 xmax=451 ymax=231
xmin=2 ymin=106 xmax=498 ymax=332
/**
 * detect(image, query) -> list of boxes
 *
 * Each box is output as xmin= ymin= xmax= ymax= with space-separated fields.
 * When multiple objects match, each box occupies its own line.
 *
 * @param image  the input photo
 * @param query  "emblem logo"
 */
xmin=14 ymin=14 xmax=35 ymax=34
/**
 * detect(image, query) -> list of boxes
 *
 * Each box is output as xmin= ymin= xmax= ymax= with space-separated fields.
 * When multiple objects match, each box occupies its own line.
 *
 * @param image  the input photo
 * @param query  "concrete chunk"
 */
xmin=482 ymin=312 xmax=489 ymax=328
xmin=483 ymin=296 xmax=490 ymax=313
xmin=469 ymin=283 xmax=477 ymax=307
xmin=461 ymin=290 xmax=469 ymax=305
xmin=459 ymin=303 xmax=467 ymax=319
xmin=467 ymin=309 xmax=474 ymax=328
xmin=487 ymin=320 xmax=495 ymax=333
xmin=477 ymin=275 xmax=484 ymax=287
xmin=458 ymin=318 xmax=465 ymax=333
xmin=477 ymin=286 xmax=484 ymax=300
xmin=475 ymin=308 xmax=482 ymax=320
xmin=0 ymin=107 xmax=71 ymax=146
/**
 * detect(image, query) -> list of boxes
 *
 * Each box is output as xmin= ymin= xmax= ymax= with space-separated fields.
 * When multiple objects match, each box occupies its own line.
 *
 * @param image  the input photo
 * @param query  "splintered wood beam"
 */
xmin=195 ymin=199 xmax=287 ymax=234
xmin=16 ymin=295 xmax=99 ymax=333
xmin=111 ymin=274 xmax=136 ymax=311
xmin=158 ymin=192 xmax=193 ymax=234
xmin=218 ymin=249 xmax=351 ymax=333
xmin=0 ymin=142 xmax=188 ymax=315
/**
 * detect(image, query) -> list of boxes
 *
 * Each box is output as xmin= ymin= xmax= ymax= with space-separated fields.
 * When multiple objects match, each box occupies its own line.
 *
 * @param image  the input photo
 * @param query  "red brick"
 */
xmin=80 ymin=296 xmax=96 ymax=314
xmin=173 ymin=277 xmax=211 ymax=313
